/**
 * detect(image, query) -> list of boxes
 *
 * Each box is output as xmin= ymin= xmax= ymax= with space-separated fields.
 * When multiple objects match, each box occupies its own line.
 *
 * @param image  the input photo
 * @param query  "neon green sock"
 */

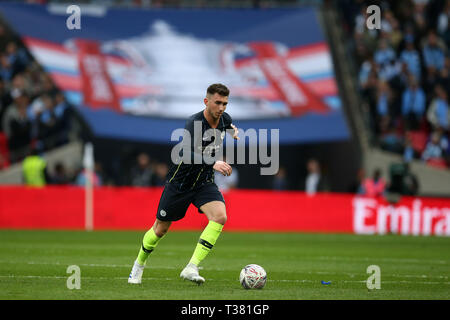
xmin=189 ymin=221 xmax=224 ymax=266
xmin=136 ymin=227 xmax=162 ymax=266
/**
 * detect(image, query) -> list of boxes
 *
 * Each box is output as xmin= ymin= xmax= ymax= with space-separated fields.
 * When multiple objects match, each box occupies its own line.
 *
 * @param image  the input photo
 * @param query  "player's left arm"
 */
xmin=224 ymin=113 xmax=239 ymax=140
xmin=230 ymin=123 xmax=239 ymax=140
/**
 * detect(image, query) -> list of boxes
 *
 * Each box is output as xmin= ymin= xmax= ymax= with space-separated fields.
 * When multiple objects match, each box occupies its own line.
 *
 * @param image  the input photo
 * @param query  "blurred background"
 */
xmin=0 ymin=0 xmax=449 ymax=234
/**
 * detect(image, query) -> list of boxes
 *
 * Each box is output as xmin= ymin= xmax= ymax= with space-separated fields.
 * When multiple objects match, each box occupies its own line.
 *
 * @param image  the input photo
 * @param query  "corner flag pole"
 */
xmin=83 ymin=142 xmax=94 ymax=231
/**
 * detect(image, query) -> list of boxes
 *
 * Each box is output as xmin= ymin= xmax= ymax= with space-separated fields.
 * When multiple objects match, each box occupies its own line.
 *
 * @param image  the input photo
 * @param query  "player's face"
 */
xmin=205 ymin=93 xmax=228 ymax=120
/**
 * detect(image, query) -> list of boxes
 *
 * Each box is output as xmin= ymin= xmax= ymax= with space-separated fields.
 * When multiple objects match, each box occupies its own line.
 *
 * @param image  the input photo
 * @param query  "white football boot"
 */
xmin=128 ymin=260 xmax=145 ymax=284
xmin=180 ymin=262 xmax=205 ymax=285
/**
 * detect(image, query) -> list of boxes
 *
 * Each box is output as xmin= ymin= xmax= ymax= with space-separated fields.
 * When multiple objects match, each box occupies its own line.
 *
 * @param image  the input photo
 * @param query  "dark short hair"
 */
xmin=207 ymin=83 xmax=229 ymax=97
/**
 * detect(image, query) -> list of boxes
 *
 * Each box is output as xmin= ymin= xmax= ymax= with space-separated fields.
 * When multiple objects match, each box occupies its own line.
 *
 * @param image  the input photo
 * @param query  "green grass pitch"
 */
xmin=0 ymin=230 xmax=449 ymax=300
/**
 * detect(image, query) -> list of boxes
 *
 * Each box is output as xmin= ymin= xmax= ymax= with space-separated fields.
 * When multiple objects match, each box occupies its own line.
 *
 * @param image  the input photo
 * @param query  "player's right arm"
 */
xmin=182 ymin=118 xmax=232 ymax=175
xmin=213 ymin=160 xmax=232 ymax=176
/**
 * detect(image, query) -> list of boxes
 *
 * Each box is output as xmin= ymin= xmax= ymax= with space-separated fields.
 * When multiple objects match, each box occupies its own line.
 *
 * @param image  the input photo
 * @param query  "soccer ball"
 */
xmin=239 ymin=264 xmax=267 ymax=289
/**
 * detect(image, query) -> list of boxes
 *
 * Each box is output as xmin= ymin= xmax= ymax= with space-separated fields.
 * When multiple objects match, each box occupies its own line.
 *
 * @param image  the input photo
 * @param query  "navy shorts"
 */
xmin=156 ymin=182 xmax=225 ymax=221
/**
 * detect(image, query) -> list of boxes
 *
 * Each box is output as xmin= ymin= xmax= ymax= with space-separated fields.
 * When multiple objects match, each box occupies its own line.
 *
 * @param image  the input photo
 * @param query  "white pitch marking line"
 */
xmin=25 ymin=261 xmax=450 ymax=279
xmin=0 ymin=261 xmax=448 ymax=281
xmin=313 ymin=256 xmax=448 ymax=265
xmin=0 ymin=275 xmax=449 ymax=285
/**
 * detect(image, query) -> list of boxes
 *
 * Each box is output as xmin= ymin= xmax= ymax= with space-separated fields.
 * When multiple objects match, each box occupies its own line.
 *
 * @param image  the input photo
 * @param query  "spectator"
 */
xmin=348 ymin=168 xmax=365 ymax=194
xmin=423 ymin=62 xmax=440 ymax=98
xmin=359 ymin=61 xmax=379 ymax=132
xmin=403 ymin=134 xmax=416 ymax=163
xmin=0 ymin=54 xmax=12 ymax=81
xmin=379 ymin=58 xmax=402 ymax=83
xmin=427 ymin=85 xmax=449 ymax=130
xmin=400 ymin=35 xmax=421 ymax=80
xmin=38 ymin=73 xmax=57 ymax=96
xmin=379 ymin=116 xmax=403 ymax=153
xmin=374 ymin=38 xmax=396 ymax=68
xmin=437 ymin=0 xmax=450 ymax=46
xmin=422 ymin=30 xmax=446 ymax=72
xmin=359 ymin=56 xmax=377 ymax=88
xmin=303 ymin=158 xmax=329 ymax=195
xmin=152 ymin=161 xmax=169 ymax=186
xmin=53 ymin=92 xmax=70 ymax=143
xmin=422 ymin=130 xmax=446 ymax=161
xmin=0 ymin=77 xmax=12 ymax=126
xmin=130 ymin=153 xmax=154 ymax=186
xmin=412 ymin=0 xmax=427 ymax=34
xmin=381 ymin=10 xmax=403 ymax=50
xmin=437 ymin=127 xmax=450 ymax=156
xmin=5 ymin=41 xmax=29 ymax=77
xmin=354 ymin=5 xmax=378 ymax=56
xmin=438 ymin=57 xmax=450 ymax=92
xmin=37 ymin=94 xmax=63 ymax=150
xmin=10 ymin=73 xmax=34 ymax=98
xmin=2 ymin=93 xmax=32 ymax=162
xmin=374 ymin=38 xmax=402 ymax=83
xmin=75 ymin=162 xmax=103 ymax=187
xmin=376 ymin=80 xmax=392 ymax=118
xmin=50 ymin=161 xmax=71 ymax=185
xmin=361 ymin=168 xmax=386 ymax=197
xmin=402 ymin=75 xmax=426 ymax=130
xmin=272 ymin=166 xmax=288 ymax=190
xmin=22 ymin=148 xmax=48 ymax=187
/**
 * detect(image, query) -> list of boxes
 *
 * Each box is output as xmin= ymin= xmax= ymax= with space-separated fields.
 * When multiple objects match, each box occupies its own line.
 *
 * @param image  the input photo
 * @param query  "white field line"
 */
xmin=0 ymin=260 xmax=448 ymax=282
xmin=0 ymin=258 xmax=448 ymax=275
xmin=0 ymin=274 xmax=449 ymax=285
xmin=313 ymin=256 xmax=448 ymax=265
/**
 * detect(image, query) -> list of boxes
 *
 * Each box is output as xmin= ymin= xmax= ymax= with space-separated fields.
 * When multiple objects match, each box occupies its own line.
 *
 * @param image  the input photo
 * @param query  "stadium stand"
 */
xmin=338 ymin=0 xmax=450 ymax=170
xmin=0 ymin=17 xmax=81 ymax=170
xmin=1 ymin=0 xmax=449 ymax=197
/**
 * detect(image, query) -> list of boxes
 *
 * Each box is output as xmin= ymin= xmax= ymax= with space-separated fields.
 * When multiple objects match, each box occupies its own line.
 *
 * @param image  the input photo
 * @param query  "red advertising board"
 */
xmin=0 ymin=186 xmax=449 ymax=236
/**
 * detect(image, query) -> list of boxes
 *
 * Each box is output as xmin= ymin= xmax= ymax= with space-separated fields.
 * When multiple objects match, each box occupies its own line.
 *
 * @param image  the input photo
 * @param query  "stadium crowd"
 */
xmin=0 ymin=20 xmax=73 ymax=169
xmin=340 ymin=0 xmax=450 ymax=170
xmin=21 ymin=150 xmax=171 ymax=187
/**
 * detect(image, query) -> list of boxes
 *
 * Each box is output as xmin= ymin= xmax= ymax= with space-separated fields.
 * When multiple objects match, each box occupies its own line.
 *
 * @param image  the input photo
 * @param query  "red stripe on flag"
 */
xmin=249 ymin=42 xmax=329 ymax=116
xmin=76 ymin=39 xmax=121 ymax=112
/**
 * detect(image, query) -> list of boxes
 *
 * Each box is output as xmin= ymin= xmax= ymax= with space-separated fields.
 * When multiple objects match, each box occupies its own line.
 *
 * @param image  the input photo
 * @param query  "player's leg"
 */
xmin=128 ymin=219 xmax=171 ymax=284
xmin=129 ymin=183 xmax=190 ymax=284
xmin=137 ymin=219 xmax=171 ymax=265
xmin=188 ymin=200 xmax=226 ymax=266
xmin=181 ymin=196 xmax=226 ymax=284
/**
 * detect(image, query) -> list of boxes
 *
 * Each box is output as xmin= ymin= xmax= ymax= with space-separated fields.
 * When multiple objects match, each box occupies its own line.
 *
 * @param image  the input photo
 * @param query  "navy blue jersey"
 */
xmin=166 ymin=110 xmax=233 ymax=191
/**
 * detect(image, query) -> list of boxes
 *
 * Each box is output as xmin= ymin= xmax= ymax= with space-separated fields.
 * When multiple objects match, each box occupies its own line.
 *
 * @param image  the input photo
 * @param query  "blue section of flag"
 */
xmin=74 ymin=104 xmax=350 ymax=144
xmin=0 ymin=3 xmax=323 ymax=48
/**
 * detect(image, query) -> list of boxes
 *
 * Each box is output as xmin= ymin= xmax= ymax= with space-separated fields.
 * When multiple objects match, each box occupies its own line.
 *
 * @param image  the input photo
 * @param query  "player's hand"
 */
xmin=213 ymin=160 xmax=232 ymax=176
xmin=230 ymin=124 xmax=240 ymax=140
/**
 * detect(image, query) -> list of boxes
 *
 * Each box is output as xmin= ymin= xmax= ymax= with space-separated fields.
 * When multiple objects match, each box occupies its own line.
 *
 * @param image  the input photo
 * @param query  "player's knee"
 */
xmin=153 ymin=221 xmax=170 ymax=237
xmin=154 ymin=227 xmax=168 ymax=238
xmin=213 ymin=213 xmax=227 ymax=225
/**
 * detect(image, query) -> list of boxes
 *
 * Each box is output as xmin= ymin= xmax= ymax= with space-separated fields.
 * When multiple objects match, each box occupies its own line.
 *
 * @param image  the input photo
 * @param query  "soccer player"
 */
xmin=128 ymin=83 xmax=239 ymax=285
